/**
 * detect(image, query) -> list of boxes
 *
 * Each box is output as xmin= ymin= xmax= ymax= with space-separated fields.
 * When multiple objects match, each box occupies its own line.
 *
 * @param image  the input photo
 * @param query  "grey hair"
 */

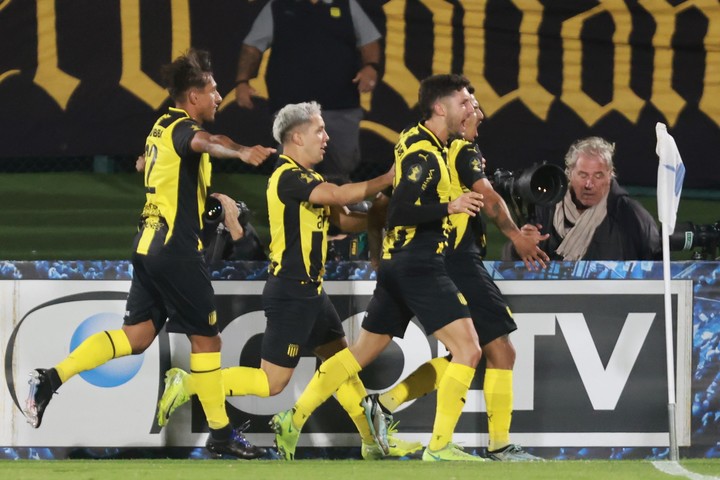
xmin=564 ymin=136 xmax=616 ymax=178
xmin=272 ymin=101 xmax=322 ymax=144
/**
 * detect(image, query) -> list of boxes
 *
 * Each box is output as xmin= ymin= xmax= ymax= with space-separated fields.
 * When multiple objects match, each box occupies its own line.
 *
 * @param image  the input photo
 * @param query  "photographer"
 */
xmin=202 ymin=193 xmax=267 ymax=264
xmin=506 ymin=136 xmax=661 ymax=261
xmin=138 ymin=159 xmax=267 ymax=264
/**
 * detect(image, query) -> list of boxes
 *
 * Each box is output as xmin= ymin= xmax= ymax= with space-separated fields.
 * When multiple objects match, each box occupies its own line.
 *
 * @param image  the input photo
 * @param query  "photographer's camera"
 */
xmin=203 ymin=196 xmax=251 ymax=228
xmin=669 ymin=221 xmax=720 ymax=259
xmin=492 ymin=163 xmax=567 ymax=224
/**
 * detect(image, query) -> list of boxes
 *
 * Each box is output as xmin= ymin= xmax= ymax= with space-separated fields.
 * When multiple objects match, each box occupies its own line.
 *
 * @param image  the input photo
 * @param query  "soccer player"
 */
xmin=364 ymin=91 xmax=547 ymax=461
xmin=24 ymin=48 xmax=275 ymax=459
xmin=269 ymin=74 xmax=487 ymax=462
xmin=157 ymin=101 xmax=422 ymax=460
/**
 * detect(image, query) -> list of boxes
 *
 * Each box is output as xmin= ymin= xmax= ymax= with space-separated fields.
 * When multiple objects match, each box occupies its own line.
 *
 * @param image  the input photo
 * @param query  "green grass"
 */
xmin=0 ymin=459 xmax=718 ymax=480
xmin=0 ymin=172 xmax=718 ymax=260
xmin=0 ymin=172 xmax=269 ymax=260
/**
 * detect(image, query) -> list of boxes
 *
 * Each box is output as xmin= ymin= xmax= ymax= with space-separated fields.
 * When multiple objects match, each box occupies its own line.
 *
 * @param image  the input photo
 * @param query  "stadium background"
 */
xmin=0 ymin=0 xmax=719 ymax=188
xmin=0 ymin=0 xmax=718 ymax=260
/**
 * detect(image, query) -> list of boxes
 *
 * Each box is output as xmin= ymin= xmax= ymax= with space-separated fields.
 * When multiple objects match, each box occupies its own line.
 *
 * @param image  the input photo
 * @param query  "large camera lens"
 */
xmin=203 ymin=196 xmax=224 ymax=225
xmin=515 ymin=164 xmax=567 ymax=206
xmin=204 ymin=197 xmax=252 ymax=227
xmin=669 ymin=221 xmax=720 ymax=251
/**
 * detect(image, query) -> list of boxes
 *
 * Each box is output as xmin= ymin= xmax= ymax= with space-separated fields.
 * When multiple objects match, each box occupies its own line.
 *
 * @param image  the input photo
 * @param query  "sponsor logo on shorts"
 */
xmin=457 ymin=292 xmax=467 ymax=305
xmin=287 ymin=343 xmax=299 ymax=358
xmin=208 ymin=310 xmax=217 ymax=326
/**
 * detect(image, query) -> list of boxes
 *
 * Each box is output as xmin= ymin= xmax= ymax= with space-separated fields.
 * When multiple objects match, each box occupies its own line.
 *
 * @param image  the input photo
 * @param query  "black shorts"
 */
xmin=124 ymin=253 xmax=218 ymax=337
xmin=363 ymin=252 xmax=471 ymax=337
xmin=445 ymin=251 xmax=517 ymax=345
xmin=261 ymin=275 xmax=345 ymax=368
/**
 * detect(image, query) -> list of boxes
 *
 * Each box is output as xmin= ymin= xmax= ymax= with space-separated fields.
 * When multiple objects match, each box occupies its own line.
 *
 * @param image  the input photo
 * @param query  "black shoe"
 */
xmin=206 ymin=421 xmax=267 ymax=460
xmin=24 ymin=368 xmax=60 ymax=428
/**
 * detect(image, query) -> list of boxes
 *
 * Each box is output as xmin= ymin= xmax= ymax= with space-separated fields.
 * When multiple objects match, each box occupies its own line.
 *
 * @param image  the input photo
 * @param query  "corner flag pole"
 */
xmin=660 ymin=222 xmax=679 ymax=461
xmin=655 ymin=122 xmax=685 ymax=462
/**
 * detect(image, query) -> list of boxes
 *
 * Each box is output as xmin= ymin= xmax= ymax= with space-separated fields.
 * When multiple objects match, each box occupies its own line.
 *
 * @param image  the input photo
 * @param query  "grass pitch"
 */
xmin=1 ymin=172 xmax=718 ymax=261
xmin=1 ymin=459 xmax=718 ymax=480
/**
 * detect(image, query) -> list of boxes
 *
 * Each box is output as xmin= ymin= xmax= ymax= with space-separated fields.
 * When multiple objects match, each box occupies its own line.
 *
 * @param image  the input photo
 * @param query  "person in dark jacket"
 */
xmin=505 ymin=136 xmax=661 ymax=261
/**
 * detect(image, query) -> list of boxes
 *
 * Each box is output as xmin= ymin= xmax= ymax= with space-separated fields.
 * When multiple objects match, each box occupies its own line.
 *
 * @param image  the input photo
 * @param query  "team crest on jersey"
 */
xmin=407 ymin=164 xmax=423 ymax=182
xmin=471 ymin=158 xmax=483 ymax=172
xmin=191 ymin=124 xmax=202 ymax=132
xmin=299 ymin=173 xmax=315 ymax=184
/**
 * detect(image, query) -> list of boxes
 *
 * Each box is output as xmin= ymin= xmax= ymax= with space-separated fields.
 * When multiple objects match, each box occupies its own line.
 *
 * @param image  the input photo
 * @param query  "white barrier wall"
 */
xmin=1 ymin=277 xmax=693 ymax=451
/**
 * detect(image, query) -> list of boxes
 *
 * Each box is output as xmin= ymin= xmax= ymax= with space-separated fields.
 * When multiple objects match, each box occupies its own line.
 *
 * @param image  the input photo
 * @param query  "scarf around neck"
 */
xmin=552 ymin=189 xmax=608 ymax=260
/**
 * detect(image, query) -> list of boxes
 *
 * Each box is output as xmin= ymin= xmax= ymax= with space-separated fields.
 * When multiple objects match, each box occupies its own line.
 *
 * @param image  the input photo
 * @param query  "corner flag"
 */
xmin=655 ymin=122 xmax=685 ymax=234
xmin=654 ymin=122 xmax=685 ymax=462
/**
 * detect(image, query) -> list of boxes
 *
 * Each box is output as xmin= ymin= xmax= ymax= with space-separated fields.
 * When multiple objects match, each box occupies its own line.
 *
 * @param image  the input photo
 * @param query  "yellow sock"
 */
xmin=293 ymin=348 xmax=361 ymax=429
xmin=184 ymin=366 xmax=270 ymax=398
xmin=379 ymin=356 xmax=450 ymax=413
xmin=485 ymin=368 xmax=513 ymax=451
xmin=428 ymin=362 xmax=475 ymax=452
xmin=190 ymin=352 xmax=229 ymax=430
xmin=55 ymin=330 xmax=132 ymax=383
xmin=336 ymin=373 xmax=373 ymax=443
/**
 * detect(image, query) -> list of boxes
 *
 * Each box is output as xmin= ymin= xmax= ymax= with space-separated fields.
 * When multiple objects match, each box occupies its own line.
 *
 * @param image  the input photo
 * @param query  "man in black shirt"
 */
xmin=234 ymin=0 xmax=382 ymax=180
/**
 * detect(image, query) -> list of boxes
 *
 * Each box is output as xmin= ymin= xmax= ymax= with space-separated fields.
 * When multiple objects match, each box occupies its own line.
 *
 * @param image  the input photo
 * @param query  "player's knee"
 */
xmin=469 ymin=345 xmax=483 ymax=367
xmin=485 ymin=336 xmax=516 ymax=368
xmin=130 ymin=339 xmax=152 ymax=355
xmin=267 ymin=377 xmax=291 ymax=396
xmin=453 ymin=343 xmax=482 ymax=367
xmin=504 ymin=341 xmax=516 ymax=366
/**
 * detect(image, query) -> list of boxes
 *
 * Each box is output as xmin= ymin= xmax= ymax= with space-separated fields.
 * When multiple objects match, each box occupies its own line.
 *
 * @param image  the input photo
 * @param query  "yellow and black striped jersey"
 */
xmin=267 ymin=155 xmax=329 ymax=283
xmin=446 ymin=139 xmax=487 ymax=255
xmin=382 ymin=123 xmax=453 ymax=258
xmin=133 ymin=107 xmax=211 ymax=257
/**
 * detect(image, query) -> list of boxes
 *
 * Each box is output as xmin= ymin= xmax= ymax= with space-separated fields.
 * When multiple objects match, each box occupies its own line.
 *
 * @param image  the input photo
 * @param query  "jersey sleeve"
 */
xmin=454 ymin=143 xmax=487 ymax=190
xmin=277 ymin=168 xmax=324 ymax=202
xmin=387 ymin=151 xmax=447 ymax=227
xmin=348 ymin=0 xmax=382 ymax=46
xmin=243 ymin=1 xmax=274 ymax=51
xmin=172 ymin=119 xmax=203 ymax=158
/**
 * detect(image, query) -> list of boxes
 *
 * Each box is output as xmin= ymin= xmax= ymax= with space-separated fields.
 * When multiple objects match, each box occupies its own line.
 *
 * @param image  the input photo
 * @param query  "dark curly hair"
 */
xmin=160 ymin=48 xmax=214 ymax=102
xmin=418 ymin=74 xmax=471 ymax=121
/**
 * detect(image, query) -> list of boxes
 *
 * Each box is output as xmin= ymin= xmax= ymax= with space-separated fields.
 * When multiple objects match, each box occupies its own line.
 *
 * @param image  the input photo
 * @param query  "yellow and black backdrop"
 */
xmin=0 ymin=0 xmax=718 ymax=187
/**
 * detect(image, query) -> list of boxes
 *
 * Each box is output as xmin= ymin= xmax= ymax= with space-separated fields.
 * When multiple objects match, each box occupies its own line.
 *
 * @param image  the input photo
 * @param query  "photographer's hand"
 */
xmin=472 ymin=177 xmax=549 ymax=271
xmin=511 ymin=223 xmax=549 ymax=271
xmin=211 ymin=193 xmax=244 ymax=240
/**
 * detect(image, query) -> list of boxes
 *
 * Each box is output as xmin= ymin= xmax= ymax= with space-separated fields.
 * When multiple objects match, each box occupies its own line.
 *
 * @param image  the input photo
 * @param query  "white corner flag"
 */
xmin=656 ymin=122 xmax=685 ymax=234
xmin=654 ymin=121 xmax=685 ymax=462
